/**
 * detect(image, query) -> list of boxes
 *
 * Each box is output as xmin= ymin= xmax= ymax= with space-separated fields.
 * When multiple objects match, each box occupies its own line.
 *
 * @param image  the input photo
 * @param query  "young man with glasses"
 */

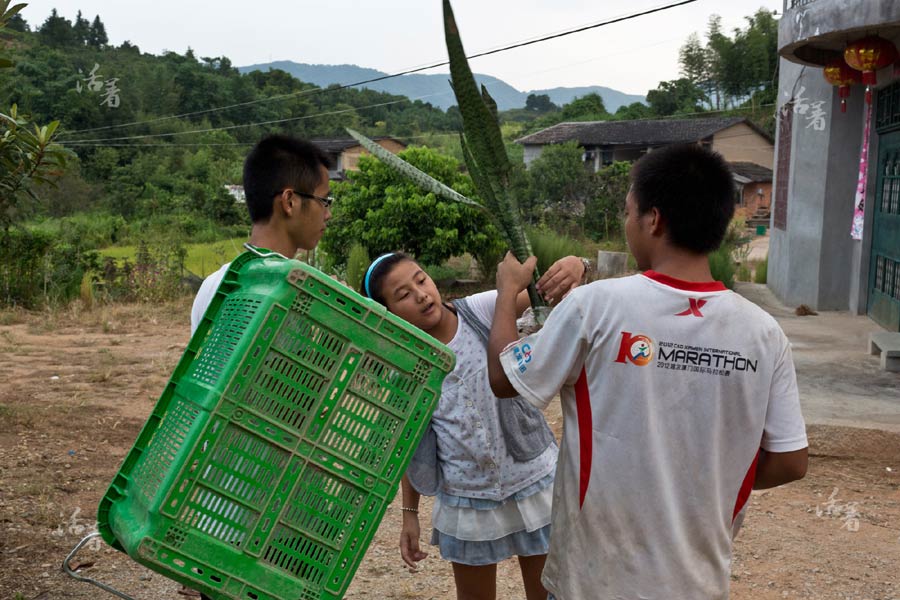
xmin=183 ymin=134 xmax=333 ymax=599
xmin=189 ymin=134 xmax=334 ymax=333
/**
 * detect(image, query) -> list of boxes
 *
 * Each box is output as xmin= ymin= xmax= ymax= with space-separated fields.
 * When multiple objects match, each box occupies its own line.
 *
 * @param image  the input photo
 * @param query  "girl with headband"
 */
xmin=362 ymin=251 xmax=588 ymax=600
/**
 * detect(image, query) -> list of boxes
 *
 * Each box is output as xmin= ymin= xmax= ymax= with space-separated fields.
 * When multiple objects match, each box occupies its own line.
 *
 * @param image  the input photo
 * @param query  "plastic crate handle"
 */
xmin=241 ymin=243 xmax=290 ymax=260
xmin=63 ymin=533 xmax=136 ymax=600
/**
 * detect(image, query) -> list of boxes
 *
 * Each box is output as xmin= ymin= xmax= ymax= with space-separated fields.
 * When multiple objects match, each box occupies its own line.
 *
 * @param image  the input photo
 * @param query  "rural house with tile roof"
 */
xmin=516 ymin=116 xmax=774 ymax=171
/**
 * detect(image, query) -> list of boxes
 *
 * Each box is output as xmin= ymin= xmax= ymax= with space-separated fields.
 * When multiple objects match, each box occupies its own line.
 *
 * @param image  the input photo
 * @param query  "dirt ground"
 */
xmin=1 ymin=298 xmax=899 ymax=600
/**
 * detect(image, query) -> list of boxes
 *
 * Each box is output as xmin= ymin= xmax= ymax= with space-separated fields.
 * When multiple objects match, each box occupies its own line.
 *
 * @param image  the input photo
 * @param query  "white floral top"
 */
xmin=433 ymin=291 xmax=557 ymax=500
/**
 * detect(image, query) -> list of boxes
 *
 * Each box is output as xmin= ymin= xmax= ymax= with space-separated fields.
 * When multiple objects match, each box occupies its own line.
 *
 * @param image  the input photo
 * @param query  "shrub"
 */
xmin=34 ymin=213 xmax=128 ymax=249
xmin=585 ymin=161 xmax=631 ymax=242
xmin=708 ymin=245 xmax=736 ymax=289
xmin=754 ymin=257 xmax=768 ymax=284
xmin=0 ymin=228 xmax=99 ymax=308
xmin=320 ymin=147 xmax=504 ymax=275
xmin=345 ymin=243 xmax=370 ymax=292
xmin=423 ymin=258 xmax=472 ymax=284
xmin=98 ymin=238 xmax=189 ymax=303
xmin=527 ymin=227 xmax=586 ymax=274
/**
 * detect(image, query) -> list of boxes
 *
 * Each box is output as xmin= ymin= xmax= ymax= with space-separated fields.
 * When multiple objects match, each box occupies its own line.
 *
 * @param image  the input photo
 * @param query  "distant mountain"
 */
xmin=529 ymin=86 xmax=647 ymax=114
xmin=238 ymin=61 xmax=645 ymax=112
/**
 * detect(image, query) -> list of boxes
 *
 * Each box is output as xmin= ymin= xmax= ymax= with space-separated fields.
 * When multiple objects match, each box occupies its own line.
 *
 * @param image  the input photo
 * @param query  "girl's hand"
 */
xmin=537 ymin=255 xmax=585 ymax=304
xmin=400 ymin=514 xmax=428 ymax=570
xmin=496 ymin=252 xmax=538 ymax=297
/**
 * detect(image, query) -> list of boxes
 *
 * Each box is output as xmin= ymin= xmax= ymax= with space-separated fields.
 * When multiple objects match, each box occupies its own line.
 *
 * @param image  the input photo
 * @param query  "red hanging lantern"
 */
xmin=844 ymin=35 xmax=899 ymax=104
xmin=823 ymin=58 xmax=862 ymax=113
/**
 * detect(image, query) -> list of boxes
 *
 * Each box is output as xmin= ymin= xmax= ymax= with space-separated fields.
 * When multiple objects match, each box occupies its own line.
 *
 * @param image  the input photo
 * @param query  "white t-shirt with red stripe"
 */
xmin=499 ymin=271 xmax=807 ymax=600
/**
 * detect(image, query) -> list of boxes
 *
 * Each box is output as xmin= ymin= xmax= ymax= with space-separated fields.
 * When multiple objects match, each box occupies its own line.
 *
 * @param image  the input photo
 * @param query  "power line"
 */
xmin=58 ymin=0 xmax=699 ymax=139
xmin=63 ymin=103 xmax=778 ymax=148
xmin=62 ymin=93 xmax=451 ymax=144
xmin=63 ymin=128 xmax=775 ymax=151
xmin=58 ymin=69 xmax=451 ymax=138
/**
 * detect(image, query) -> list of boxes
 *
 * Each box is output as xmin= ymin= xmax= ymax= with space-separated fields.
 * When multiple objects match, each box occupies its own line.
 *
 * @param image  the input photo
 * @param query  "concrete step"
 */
xmin=869 ymin=331 xmax=900 ymax=372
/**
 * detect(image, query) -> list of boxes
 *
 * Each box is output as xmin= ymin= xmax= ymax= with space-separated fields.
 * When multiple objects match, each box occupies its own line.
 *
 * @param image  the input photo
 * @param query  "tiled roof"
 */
xmin=311 ymin=137 xmax=403 ymax=153
xmin=730 ymin=161 xmax=773 ymax=182
xmin=516 ymin=117 xmax=770 ymax=146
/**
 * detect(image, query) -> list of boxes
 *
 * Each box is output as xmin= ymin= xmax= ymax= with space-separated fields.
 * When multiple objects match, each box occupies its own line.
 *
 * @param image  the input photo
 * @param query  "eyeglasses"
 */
xmin=279 ymin=189 xmax=334 ymax=208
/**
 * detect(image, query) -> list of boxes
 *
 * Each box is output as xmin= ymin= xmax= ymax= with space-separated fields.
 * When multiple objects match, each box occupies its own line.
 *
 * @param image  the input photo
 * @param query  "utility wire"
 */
xmin=62 ymin=93 xmax=451 ymax=143
xmin=59 ymin=0 xmax=699 ymax=138
xmin=62 ymin=103 xmax=779 ymax=148
xmin=64 ymin=128 xmax=776 ymax=150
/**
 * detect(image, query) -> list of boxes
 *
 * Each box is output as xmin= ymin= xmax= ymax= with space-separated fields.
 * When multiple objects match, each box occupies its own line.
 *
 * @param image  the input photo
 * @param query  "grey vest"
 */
xmin=405 ymin=298 xmax=556 ymax=496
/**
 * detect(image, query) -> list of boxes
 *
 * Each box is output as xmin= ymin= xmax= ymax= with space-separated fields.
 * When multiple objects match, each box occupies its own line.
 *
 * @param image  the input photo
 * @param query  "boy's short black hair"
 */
xmin=242 ymin=135 xmax=333 ymax=223
xmin=630 ymin=144 xmax=735 ymax=254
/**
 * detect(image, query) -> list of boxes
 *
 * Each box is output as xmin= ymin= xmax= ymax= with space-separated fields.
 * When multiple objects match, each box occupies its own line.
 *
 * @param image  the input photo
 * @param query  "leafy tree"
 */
xmin=613 ymin=101 xmax=653 ymax=121
xmin=7 ymin=11 xmax=27 ymax=31
xmin=320 ymin=147 xmax=504 ymax=273
xmin=519 ymin=143 xmax=629 ymax=241
xmin=38 ymin=159 xmax=99 ymax=217
xmin=585 ymin=161 xmax=630 ymax=241
xmin=1 ymin=1 xmax=82 ymax=308
xmin=704 ymin=15 xmax=730 ymax=109
xmin=1 ymin=2 xmax=70 ymax=230
xmin=679 ymin=33 xmax=708 ymax=84
xmin=87 ymin=14 xmax=107 ymax=47
xmin=678 ymin=32 xmax=712 ymax=105
xmin=525 ymin=93 xmax=557 ymax=114
xmin=119 ymin=39 xmax=140 ymax=54
xmin=72 ymin=10 xmax=89 ymax=45
xmin=675 ymin=11 xmax=778 ymax=111
xmin=522 ymin=141 xmax=594 ymax=235
xmin=37 ymin=8 xmax=75 ymax=48
xmin=721 ymin=10 xmax=778 ymax=101
xmin=560 ymin=93 xmax=608 ymax=121
xmin=646 ymin=78 xmax=706 ymax=116
xmin=518 ymin=92 xmax=612 ymax=137
xmin=0 ymin=3 xmax=471 ymax=261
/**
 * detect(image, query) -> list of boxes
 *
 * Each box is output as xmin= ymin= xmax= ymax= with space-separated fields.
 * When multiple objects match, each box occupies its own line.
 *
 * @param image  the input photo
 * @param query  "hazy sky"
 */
xmin=20 ymin=0 xmax=782 ymax=95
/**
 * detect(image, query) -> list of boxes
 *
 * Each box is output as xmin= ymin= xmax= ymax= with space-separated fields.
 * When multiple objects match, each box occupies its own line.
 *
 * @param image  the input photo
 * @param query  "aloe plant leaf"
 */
xmin=345 ymin=128 xmax=483 ymax=208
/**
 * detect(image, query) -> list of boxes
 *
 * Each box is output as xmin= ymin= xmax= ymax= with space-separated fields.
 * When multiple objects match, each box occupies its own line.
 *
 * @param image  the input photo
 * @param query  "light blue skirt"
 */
xmin=430 ymin=473 xmax=553 ymax=566
xmin=431 ymin=523 xmax=551 ymax=566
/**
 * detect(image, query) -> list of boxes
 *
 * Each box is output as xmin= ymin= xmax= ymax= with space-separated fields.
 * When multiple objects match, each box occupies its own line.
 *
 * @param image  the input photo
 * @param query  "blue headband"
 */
xmin=364 ymin=252 xmax=396 ymax=298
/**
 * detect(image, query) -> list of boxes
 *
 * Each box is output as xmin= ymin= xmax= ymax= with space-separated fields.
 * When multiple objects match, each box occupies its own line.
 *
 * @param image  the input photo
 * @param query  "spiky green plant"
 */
xmin=442 ymin=0 xmax=543 ymax=309
xmin=345 ymin=0 xmax=545 ymax=312
xmin=345 ymin=129 xmax=480 ymax=208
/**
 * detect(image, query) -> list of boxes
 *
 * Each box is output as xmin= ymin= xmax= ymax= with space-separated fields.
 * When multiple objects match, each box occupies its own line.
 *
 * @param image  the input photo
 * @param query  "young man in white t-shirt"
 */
xmin=486 ymin=144 xmax=808 ymax=600
xmin=187 ymin=135 xmax=333 ymax=600
xmin=190 ymin=135 xmax=333 ymax=334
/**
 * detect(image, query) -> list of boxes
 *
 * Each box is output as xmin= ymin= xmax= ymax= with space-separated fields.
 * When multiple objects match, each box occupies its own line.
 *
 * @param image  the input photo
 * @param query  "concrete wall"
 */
xmin=780 ymin=0 xmax=900 ymax=64
xmin=816 ymin=88 xmax=864 ymax=311
xmin=775 ymin=0 xmax=900 ymax=315
xmin=769 ymin=58 xmax=868 ymax=311
xmin=712 ymin=124 xmax=774 ymax=169
xmin=523 ymin=144 xmax=544 ymax=168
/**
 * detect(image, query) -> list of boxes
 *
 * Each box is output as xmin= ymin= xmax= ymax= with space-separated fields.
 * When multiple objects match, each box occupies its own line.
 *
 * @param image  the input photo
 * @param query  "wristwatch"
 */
xmin=580 ymin=257 xmax=593 ymax=283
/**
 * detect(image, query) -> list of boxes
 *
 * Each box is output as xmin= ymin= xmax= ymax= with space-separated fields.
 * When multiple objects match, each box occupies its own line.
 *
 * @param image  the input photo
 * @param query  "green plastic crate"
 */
xmin=97 ymin=251 xmax=454 ymax=600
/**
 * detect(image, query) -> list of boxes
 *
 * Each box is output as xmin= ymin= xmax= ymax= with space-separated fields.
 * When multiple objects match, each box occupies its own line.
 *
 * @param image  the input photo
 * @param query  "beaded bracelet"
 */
xmin=400 ymin=507 xmax=419 ymax=513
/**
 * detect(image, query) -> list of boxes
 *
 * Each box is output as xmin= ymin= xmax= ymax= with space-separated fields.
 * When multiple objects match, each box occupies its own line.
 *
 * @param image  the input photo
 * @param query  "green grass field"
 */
xmin=99 ymin=238 xmax=247 ymax=277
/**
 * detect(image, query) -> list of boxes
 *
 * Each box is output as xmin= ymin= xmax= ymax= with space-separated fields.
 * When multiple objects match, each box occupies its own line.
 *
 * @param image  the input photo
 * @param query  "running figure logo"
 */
xmin=614 ymin=332 xmax=654 ymax=366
